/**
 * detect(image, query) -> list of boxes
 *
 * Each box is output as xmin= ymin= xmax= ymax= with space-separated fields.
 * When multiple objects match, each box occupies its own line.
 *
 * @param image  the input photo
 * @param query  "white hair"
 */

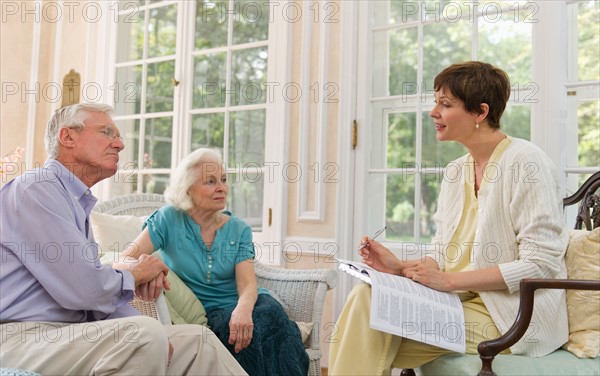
xmin=164 ymin=148 xmax=224 ymax=211
xmin=45 ymin=103 xmax=114 ymax=159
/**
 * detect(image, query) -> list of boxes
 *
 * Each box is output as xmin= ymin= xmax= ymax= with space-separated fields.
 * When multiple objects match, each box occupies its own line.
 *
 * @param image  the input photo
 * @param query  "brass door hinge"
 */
xmin=352 ymin=120 xmax=358 ymax=149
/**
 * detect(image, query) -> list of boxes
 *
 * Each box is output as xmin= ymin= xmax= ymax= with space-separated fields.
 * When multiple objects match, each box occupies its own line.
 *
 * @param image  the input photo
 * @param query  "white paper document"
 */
xmin=337 ymin=259 xmax=466 ymax=353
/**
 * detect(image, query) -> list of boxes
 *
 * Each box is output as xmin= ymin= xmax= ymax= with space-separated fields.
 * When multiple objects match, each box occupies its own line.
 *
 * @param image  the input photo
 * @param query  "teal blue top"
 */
xmin=145 ymin=205 xmax=267 ymax=310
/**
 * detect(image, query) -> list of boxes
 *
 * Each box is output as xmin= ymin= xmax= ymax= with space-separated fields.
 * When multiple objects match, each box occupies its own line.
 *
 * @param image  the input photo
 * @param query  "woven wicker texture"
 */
xmin=129 ymin=298 xmax=159 ymax=319
xmin=93 ymin=193 xmax=337 ymax=376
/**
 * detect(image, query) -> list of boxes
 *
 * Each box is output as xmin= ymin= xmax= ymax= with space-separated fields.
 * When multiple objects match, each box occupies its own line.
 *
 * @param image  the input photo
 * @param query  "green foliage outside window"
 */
xmin=576 ymin=2 xmax=600 ymax=173
xmin=380 ymin=2 xmax=535 ymax=242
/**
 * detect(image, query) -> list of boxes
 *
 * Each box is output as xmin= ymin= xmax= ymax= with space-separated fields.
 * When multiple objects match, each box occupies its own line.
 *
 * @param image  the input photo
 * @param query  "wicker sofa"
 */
xmin=93 ymin=193 xmax=337 ymax=376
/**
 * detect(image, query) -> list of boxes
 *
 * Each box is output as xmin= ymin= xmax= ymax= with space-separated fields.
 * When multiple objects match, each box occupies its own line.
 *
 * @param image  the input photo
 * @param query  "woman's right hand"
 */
xmin=358 ymin=237 xmax=403 ymax=275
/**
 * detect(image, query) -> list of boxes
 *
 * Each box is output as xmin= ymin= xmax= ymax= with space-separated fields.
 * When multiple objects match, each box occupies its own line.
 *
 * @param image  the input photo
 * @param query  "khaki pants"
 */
xmin=328 ymin=284 xmax=505 ymax=376
xmin=1 ymin=316 xmax=247 ymax=375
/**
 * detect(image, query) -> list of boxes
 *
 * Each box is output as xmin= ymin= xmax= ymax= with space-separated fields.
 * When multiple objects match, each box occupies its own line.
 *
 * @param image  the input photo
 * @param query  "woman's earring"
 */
xmin=475 ymin=123 xmax=480 ymax=130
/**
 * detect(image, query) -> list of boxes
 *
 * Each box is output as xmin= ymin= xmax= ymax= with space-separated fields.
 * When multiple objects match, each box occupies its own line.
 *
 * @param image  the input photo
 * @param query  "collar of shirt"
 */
xmin=45 ymin=159 xmax=98 ymax=217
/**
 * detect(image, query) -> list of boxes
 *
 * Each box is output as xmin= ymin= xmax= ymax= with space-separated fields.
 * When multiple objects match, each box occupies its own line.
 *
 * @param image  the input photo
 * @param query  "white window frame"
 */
xmin=563 ymin=0 xmax=600 ymax=221
xmin=335 ymin=0 xmax=596 ymax=312
xmin=353 ymin=1 xmax=552 ymax=255
xmin=95 ymin=0 xmax=293 ymax=264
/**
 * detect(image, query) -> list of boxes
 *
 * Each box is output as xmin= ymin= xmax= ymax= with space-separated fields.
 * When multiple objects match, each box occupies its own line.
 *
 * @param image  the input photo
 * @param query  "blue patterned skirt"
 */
xmin=206 ymin=294 xmax=309 ymax=376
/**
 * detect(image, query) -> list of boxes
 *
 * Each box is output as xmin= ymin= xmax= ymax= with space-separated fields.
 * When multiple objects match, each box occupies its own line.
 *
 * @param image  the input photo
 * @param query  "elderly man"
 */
xmin=0 ymin=103 xmax=247 ymax=375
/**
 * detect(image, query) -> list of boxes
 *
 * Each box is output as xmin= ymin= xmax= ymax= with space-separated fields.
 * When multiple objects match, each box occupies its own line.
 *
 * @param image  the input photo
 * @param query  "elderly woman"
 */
xmin=119 ymin=148 xmax=309 ymax=376
xmin=328 ymin=61 xmax=569 ymax=375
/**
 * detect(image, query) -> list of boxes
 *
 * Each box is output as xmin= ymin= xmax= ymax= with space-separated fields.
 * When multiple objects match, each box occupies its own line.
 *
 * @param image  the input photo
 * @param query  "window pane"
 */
xmin=146 ymin=60 xmax=175 ymax=113
xmin=116 ymin=9 xmax=144 ymax=62
xmin=375 ymin=27 xmax=418 ymax=97
xmin=233 ymin=0 xmax=269 ymax=45
xmin=385 ymin=171 xmax=442 ymax=244
xmin=228 ymin=172 xmax=264 ymax=231
xmin=144 ymin=117 xmax=173 ymax=169
xmin=422 ymin=112 xmax=466 ymax=166
xmin=372 ymin=1 xmax=471 ymax=26
xmin=110 ymin=171 xmax=137 ymax=196
xmin=501 ymin=105 xmax=531 ymax=140
xmin=229 ymin=110 xmax=265 ymax=166
xmin=577 ymin=1 xmax=600 ymax=81
xmin=114 ymin=117 xmax=173 ymax=173
xmin=147 ymin=4 xmax=177 ymax=58
xmin=191 ymin=113 xmax=225 ymax=151
xmin=193 ymin=53 xmax=227 ymax=108
xmin=478 ymin=11 xmax=532 ymax=84
xmin=423 ymin=22 xmax=471 ymax=88
xmin=387 ymin=112 xmax=416 ymax=167
xmin=115 ymin=118 xmax=141 ymax=169
xmin=139 ymin=173 xmax=169 ymax=194
xmin=578 ymin=99 xmax=600 ymax=167
xmin=195 ymin=0 xmax=228 ymax=49
xmin=420 ymin=171 xmax=442 ymax=243
xmin=231 ymin=47 xmax=268 ymax=106
xmin=386 ymin=173 xmax=415 ymax=242
xmin=117 ymin=1 xmax=142 ymax=11
xmin=114 ymin=65 xmax=142 ymax=115
xmin=422 ymin=0 xmax=470 ymax=23
xmin=372 ymin=0 xmax=417 ymax=25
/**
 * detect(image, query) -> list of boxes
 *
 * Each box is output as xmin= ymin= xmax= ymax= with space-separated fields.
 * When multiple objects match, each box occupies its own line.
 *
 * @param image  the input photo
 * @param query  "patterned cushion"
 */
xmin=0 ymin=369 xmax=41 ymax=376
xmin=563 ymin=228 xmax=600 ymax=358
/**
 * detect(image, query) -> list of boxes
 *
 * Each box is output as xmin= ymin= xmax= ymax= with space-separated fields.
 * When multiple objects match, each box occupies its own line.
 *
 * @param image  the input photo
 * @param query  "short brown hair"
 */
xmin=433 ymin=61 xmax=511 ymax=129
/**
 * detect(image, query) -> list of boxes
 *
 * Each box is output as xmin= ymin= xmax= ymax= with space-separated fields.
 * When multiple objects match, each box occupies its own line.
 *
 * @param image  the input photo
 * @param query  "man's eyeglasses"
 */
xmin=97 ymin=126 xmax=124 ymax=144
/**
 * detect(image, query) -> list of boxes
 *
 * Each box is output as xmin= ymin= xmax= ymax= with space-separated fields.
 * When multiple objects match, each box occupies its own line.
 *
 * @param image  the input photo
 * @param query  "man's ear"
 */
xmin=476 ymin=103 xmax=490 ymax=124
xmin=58 ymin=127 xmax=76 ymax=149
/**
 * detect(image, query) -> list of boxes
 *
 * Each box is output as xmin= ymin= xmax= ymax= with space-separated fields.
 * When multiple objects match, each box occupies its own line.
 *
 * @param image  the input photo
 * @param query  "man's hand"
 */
xmin=135 ymin=272 xmax=170 ymax=301
xmin=130 ymin=254 xmax=169 ymax=286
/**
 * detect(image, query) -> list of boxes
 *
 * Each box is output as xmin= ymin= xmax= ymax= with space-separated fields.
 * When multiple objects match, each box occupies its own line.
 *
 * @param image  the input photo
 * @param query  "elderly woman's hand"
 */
xmin=228 ymin=304 xmax=254 ymax=353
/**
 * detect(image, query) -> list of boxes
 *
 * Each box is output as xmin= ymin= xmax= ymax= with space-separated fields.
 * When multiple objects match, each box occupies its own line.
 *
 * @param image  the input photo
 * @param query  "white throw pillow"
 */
xmin=296 ymin=321 xmax=314 ymax=344
xmin=90 ymin=211 xmax=147 ymax=257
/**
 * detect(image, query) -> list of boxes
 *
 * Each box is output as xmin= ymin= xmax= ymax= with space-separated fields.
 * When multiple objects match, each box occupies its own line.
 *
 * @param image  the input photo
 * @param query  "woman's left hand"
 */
xmin=135 ymin=271 xmax=170 ymax=300
xmin=403 ymin=260 xmax=454 ymax=291
xmin=228 ymin=305 xmax=254 ymax=353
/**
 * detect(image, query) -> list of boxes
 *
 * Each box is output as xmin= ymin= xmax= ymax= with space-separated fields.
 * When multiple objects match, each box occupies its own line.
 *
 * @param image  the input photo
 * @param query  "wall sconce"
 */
xmin=61 ymin=69 xmax=80 ymax=107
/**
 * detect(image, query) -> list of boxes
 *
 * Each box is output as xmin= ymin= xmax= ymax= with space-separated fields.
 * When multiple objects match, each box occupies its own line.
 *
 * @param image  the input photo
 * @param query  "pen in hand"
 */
xmin=356 ymin=226 xmax=387 ymax=253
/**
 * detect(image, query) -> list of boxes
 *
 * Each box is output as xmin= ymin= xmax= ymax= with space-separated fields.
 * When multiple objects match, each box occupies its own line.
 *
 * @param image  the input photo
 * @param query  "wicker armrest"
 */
xmin=130 ymin=294 xmax=171 ymax=326
xmin=477 ymin=278 xmax=600 ymax=376
xmin=254 ymin=262 xmax=337 ymax=350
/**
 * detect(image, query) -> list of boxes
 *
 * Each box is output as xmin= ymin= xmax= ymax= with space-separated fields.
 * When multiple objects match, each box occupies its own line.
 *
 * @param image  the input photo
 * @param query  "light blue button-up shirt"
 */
xmin=0 ymin=159 xmax=138 ymax=323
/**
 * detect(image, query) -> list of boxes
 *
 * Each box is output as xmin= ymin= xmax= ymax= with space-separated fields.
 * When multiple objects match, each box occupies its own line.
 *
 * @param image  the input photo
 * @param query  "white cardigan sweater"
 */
xmin=426 ymin=137 xmax=569 ymax=357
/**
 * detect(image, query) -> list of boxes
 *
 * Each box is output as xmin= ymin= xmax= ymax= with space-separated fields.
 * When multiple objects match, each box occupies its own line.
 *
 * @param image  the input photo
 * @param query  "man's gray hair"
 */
xmin=45 ymin=103 xmax=114 ymax=159
xmin=164 ymin=148 xmax=224 ymax=211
